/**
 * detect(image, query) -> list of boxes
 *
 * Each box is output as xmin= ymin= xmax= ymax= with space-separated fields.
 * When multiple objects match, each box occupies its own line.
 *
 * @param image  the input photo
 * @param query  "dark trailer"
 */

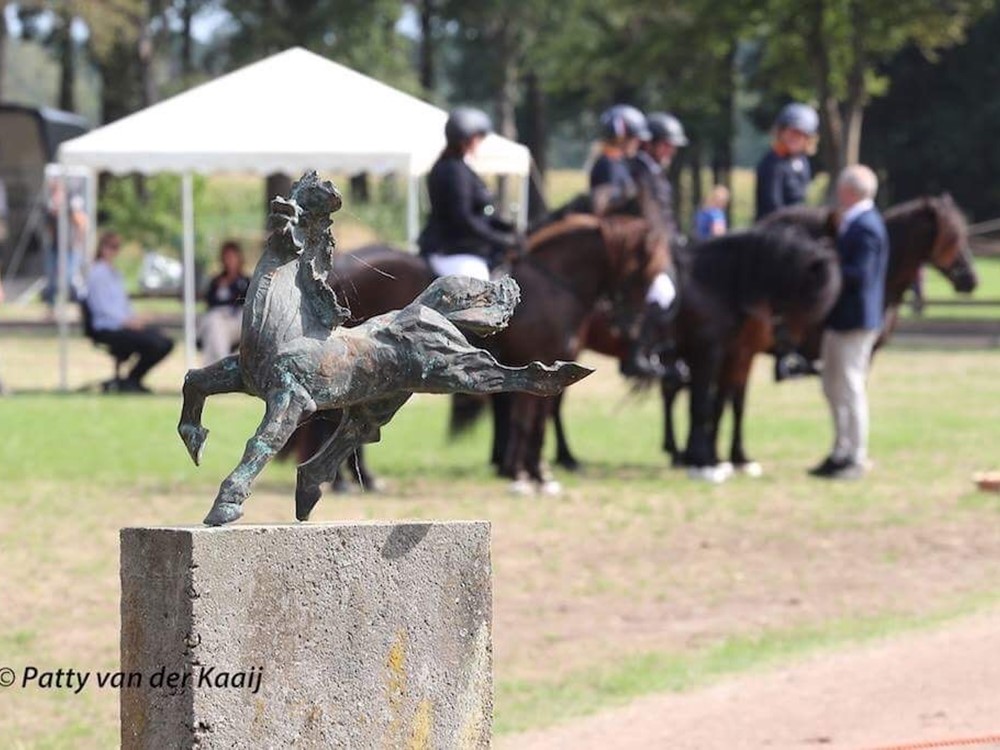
xmin=0 ymin=104 xmax=89 ymax=278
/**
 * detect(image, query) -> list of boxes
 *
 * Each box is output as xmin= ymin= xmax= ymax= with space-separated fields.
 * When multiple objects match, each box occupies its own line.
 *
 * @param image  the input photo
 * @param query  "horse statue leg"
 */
xmin=178 ymin=355 xmax=246 ymax=465
xmin=204 ymin=382 xmax=317 ymax=526
xmin=294 ymin=394 xmax=412 ymax=521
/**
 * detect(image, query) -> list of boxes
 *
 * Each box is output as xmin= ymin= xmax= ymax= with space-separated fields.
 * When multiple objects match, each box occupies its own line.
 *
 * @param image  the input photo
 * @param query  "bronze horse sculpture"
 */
xmin=177 ymin=172 xmax=591 ymax=525
xmin=656 ymin=194 xmax=979 ymax=477
xmin=285 ymin=211 xmax=667 ymax=493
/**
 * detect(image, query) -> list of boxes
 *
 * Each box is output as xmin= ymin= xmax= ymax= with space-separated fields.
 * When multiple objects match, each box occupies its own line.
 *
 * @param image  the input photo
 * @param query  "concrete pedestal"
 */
xmin=120 ymin=522 xmax=492 ymax=749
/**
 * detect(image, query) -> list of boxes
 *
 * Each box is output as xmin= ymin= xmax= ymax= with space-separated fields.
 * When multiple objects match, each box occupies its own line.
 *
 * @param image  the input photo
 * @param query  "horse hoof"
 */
xmin=203 ymin=501 xmax=243 ymax=526
xmin=556 ymin=456 xmax=582 ymax=473
xmin=737 ymin=461 xmax=764 ymax=478
xmin=686 ymin=465 xmax=729 ymax=484
xmin=295 ymin=485 xmax=323 ymax=521
xmin=179 ymin=424 xmax=209 ymax=466
xmin=717 ymin=461 xmax=735 ymax=480
xmin=508 ymin=479 xmax=536 ymax=496
xmin=538 ymin=479 xmax=563 ymax=496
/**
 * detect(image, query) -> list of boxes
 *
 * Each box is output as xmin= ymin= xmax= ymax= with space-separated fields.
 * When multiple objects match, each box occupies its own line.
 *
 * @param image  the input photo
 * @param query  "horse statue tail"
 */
xmin=413 ymin=275 xmax=521 ymax=337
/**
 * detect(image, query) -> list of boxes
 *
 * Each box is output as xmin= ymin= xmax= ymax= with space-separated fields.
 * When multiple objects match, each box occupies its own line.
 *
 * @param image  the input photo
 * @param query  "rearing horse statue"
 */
xmin=178 ymin=171 xmax=591 ymax=526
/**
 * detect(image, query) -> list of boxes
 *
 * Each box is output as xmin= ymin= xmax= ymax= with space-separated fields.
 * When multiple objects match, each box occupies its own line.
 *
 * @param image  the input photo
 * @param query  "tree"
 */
xmin=863 ymin=6 xmax=1000 ymax=220
xmin=748 ymin=0 xmax=994 ymax=176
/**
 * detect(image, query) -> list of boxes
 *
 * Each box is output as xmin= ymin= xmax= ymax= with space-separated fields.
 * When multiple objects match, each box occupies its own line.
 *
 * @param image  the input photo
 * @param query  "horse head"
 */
xmin=927 ymin=194 xmax=978 ymax=294
xmin=761 ymin=225 xmax=842 ymax=341
xmin=266 ymin=171 xmax=343 ymax=261
xmin=600 ymin=215 xmax=670 ymax=333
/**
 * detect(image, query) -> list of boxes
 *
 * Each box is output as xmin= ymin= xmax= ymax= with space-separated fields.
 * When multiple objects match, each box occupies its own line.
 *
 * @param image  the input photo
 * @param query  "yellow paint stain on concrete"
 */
xmin=408 ymin=698 xmax=433 ymax=750
xmin=384 ymin=629 xmax=408 ymax=749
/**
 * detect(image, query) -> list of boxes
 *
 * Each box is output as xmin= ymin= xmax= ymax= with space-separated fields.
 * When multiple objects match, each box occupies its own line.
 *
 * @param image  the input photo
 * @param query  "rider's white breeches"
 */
xmin=428 ymin=253 xmax=490 ymax=281
xmin=645 ymin=272 xmax=677 ymax=309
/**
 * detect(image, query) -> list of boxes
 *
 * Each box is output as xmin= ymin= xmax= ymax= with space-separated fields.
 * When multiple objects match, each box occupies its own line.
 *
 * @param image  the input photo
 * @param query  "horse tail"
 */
xmin=414 ymin=275 xmax=520 ymax=337
xmin=449 ymin=393 xmax=489 ymax=438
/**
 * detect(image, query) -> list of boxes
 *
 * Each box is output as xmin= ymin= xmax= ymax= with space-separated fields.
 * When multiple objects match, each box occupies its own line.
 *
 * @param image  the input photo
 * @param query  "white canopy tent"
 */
xmin=55 ymin=46 xmax=531 ymax=389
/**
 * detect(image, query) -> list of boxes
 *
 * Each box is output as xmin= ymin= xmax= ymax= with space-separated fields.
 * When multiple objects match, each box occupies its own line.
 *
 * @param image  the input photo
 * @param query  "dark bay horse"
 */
xmin=658 ymin=194 xmax=979 ymax=477
xmin=287 ymin=213 xmax=667 ymax=492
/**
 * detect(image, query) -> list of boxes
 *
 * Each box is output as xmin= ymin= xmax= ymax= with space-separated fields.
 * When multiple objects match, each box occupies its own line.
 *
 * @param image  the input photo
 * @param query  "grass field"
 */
xmin=0 ymin=331 xmax=999 ymax=746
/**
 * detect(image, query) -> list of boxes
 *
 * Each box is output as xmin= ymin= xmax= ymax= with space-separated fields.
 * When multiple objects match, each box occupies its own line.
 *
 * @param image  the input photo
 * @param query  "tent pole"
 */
xmin=517 ymin=171 xmax=530 ymax=231
xmin=86 ymin=168 xmax=98 ymax=265
xmin=57 ymin=168 xmax=70 ymax=392
xmin=406 ymin=172 xmax=419 ymax=251
xmin=182 ymin=173 xmax=197 ymax=370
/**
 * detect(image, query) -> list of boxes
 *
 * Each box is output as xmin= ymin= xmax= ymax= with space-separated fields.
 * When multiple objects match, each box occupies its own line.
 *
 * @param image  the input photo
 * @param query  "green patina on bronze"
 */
xmin=178 ymin=171 xmax=591 ymax=526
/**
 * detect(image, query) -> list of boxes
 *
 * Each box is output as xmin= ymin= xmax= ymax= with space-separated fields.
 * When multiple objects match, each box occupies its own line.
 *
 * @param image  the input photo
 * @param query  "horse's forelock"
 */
xmin=599 ymin=216 xmax=668 ymax=282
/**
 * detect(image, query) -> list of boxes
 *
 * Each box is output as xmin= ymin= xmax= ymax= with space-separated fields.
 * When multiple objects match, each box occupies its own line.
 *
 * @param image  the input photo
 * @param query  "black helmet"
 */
xmin=599 ymin=104 xmax=651 ymax=141
xmin=774 ymin=103 xmax=819 ymax=135
xmin=445 ymin=107 xmax=493 ymax=144
xmin=646 ymin=112 xmax=689 ymax=146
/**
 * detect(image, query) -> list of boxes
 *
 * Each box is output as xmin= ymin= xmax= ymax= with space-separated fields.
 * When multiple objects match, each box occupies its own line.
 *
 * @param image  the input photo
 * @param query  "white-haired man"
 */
xmin=810 ymin=164 xmax=889 ymax=480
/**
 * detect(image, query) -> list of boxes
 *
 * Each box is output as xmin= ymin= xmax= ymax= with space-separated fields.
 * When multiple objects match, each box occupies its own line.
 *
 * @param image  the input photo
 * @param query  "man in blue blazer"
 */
xmin=811 ymin=164 xmax=889 ymax=479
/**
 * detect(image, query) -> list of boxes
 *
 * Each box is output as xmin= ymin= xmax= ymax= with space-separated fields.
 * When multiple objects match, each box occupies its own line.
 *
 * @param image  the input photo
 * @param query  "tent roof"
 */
xmin=57 ymin=47 xmax=529 ymax=177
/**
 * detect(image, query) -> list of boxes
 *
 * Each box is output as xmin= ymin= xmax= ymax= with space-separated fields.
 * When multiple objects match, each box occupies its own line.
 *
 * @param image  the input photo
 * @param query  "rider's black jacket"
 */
xmin=418 ymin=154 xmax=514 ymax=259
xmin=755 ymin=147 xmax=811 ymax=221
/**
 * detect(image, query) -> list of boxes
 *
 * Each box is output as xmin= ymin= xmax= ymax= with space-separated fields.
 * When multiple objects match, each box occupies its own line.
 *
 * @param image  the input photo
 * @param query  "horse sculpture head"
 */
xmin=266 ymin=171 xmax=343 ymax=260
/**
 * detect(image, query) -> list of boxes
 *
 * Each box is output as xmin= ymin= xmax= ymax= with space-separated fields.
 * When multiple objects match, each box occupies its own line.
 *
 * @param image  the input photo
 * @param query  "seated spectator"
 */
xmin=200 ymin=240 xmax=250 ymax=365
xmin=85 ymin=232 xmax=174 ymax=393
xmin=694 ymin=185 xmax=730 ymax=240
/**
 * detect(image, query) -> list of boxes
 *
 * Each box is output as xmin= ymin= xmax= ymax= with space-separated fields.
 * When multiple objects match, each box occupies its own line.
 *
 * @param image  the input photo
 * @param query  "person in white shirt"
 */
xmin=85 ymin=232 xmax=174 ymax=393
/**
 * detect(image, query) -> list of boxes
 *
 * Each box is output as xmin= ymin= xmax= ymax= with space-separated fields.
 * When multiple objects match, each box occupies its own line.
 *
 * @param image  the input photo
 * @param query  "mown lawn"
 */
xmin=0 ymin=333 xmax=998 ymax=746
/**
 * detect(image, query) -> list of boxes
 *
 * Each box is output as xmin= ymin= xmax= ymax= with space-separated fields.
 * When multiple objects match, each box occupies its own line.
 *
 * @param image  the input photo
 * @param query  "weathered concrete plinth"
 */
xmin=120 ymin=522 xmax=492 ymax=749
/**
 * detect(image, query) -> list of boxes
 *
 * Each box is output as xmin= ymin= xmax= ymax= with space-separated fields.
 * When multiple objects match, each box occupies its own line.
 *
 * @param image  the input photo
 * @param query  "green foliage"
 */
xmin=98 ymin=174 xmax=207 ymax=261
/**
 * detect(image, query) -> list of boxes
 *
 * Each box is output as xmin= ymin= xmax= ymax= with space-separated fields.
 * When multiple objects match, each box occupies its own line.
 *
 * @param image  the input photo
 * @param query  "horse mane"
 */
xmin=885 ymin=194 xmax=968 ymax=264
xmin=527 ymin=214 xmax=602 ymax=252
xmin=685 ymin=224 xmax=839 ymax=314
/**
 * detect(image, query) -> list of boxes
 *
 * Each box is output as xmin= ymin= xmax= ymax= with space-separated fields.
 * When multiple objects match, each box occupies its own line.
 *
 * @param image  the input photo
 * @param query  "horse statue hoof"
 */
xmin=203 ymin=501 xmax=243 ymax=526
xmin=178 ymin=424 xmax=209 ymax=466
xmin=295 ymin=485 xmax=323 ymax=522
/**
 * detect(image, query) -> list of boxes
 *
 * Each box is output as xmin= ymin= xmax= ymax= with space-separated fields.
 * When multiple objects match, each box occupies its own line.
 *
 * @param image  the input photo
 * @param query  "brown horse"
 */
xmin=287 ymin=213 xmax=667 ymax=491
xmin=658 ymin=194 xmax=979 ymax=476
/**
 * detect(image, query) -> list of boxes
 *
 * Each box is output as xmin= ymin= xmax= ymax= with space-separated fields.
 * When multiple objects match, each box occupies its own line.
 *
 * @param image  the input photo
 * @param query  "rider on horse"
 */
xmin=626 ymin=111 xmax=691 ymax=384
xmin=756 ymin=102 xmax=822 ymax=381
xmin=418 ymin=107 xmax=522 ymax=281
xmin=589 ymin=104 xmax=647 ymax=216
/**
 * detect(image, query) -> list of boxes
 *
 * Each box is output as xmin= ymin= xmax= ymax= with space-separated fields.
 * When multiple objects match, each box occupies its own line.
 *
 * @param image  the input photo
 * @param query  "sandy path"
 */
xmin=499 ymin=610 xmax=1000 ymax=750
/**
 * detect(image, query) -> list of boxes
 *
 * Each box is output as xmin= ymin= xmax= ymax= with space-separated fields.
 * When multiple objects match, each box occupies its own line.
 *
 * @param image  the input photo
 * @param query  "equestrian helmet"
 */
xmin=646 ymin=112 xmax=689 ymax=146
xmin=774 ymin=103 xmax=819 ymax=135
xmin=445 ymin=107 xmax=493 ymax=144
xmin=599 ymin=104 xmax=652 ymax=141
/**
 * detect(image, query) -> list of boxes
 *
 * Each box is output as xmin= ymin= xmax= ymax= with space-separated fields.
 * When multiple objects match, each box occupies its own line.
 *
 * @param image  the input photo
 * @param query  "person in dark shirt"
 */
xmin=199 ymin=240 xmax=250 ymax=365
xmin=631 ymin=111 xmax=688 ymax=240
xmin=589 ymin=104 xmax=648 ymax=216
xmin=756 ymin=102 xmax=821 ymax=381
xmin=755 ymin=102 xmax=819 ymax=221
xmin=418 ymin=107 xmax=520 ymax=280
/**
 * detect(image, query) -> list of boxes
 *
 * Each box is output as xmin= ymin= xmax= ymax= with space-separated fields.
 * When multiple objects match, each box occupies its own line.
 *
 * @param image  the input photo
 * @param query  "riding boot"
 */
xmin=772 ymin=319 xmax=817 ymax=382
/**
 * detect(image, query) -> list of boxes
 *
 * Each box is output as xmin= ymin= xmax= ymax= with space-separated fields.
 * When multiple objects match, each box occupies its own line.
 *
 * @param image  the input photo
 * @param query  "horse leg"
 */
xmin=661 ymin=379 xmax=684 ymax=467
xmin=551 ymin=392 xmax=581 ymax=471
xmin=490 ymin=393 xmax=511 ymax=471
xmin=178 ymin=354 xmax=245 ymax=466
xmin=204 ymin=383 xmax=316 ymax=526
xmin=683 ymin=345 xmax=725 ymax=477
xmin=530 ymin=397 xmax=562 ymax=494
xmin=502 ymin=393 xmax=534 ymax=490
xmin=295 ymin=394 xmax=412 ymax=520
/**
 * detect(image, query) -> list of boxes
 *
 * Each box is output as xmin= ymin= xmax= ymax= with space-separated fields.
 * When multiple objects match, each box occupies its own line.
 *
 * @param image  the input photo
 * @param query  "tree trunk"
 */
xmin=493 ymin=27 xmax=519 ymax=214
xmin=843 ymin=0 xmax=867 ymax=167
xmin=523 ymin=69 xmax=547 ymax=177
xmin=419 ymin=0 xmax=435 ymax=93
xmin=0 ymin=8 xmax=8 ymax=103
xmin=689 ymin=140 xmax=704 ymax=215
xmin=181 ymin=0 xmax=194 ymax=78
xmin=58 ymin=11 xmax=75 ymax=111
xmin=808 ymin=0 xmax=845 ymax=191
